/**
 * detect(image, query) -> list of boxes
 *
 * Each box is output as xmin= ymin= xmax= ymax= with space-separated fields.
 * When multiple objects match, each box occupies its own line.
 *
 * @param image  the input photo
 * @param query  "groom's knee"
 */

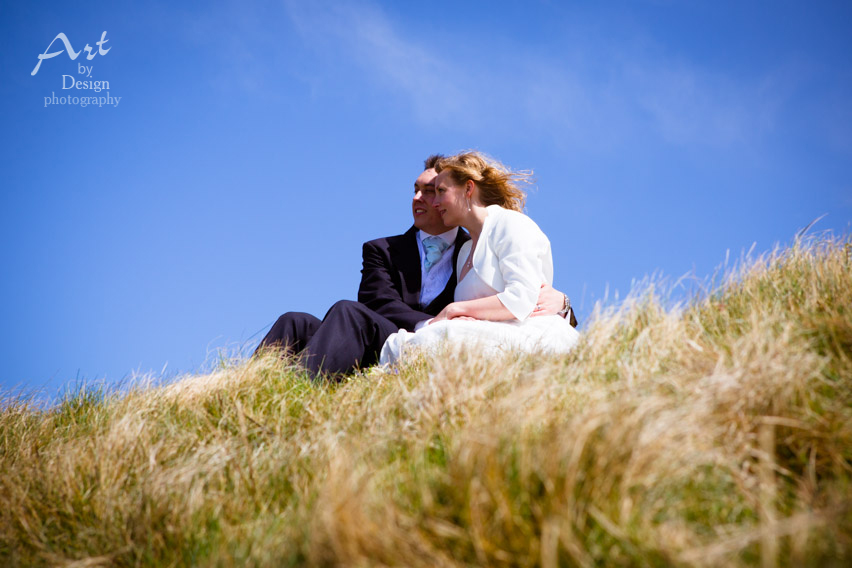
xmin=258 ymin=311 xmax=319 ymax=352
xmin=323 ymin=299 xmax=367 ymax=322
xmin=278 ymin=311 xmax=312 ymax=322
xmin=271 ymin=311 xmax=311 ymax=334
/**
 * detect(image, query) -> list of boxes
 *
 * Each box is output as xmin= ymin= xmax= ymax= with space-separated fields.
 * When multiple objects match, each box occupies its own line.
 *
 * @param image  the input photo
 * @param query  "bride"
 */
xmin=379 ymin=151 xmax=579 ymax=364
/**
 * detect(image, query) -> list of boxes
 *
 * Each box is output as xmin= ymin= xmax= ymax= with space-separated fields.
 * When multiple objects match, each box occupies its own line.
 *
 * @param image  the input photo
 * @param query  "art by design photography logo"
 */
xmin=32 ymin=31 xmax=122 ymax=108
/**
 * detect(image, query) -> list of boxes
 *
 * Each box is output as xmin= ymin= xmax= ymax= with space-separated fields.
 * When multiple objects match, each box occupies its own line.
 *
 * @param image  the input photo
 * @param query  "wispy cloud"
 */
xmin=283 ymin=0 xmax=468 ymax=124
xmin=281 ymin=0 xmax=801 ymax=152
xmin=621 ymin=58 xmax=794 ymax=147
xmin=181 ymin=1 xmax=296 ymax=100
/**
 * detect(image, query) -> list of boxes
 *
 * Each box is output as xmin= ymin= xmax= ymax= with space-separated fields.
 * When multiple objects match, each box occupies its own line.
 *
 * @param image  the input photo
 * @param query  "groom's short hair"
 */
xmin=423 ymin=154 xmax=445 ymax=170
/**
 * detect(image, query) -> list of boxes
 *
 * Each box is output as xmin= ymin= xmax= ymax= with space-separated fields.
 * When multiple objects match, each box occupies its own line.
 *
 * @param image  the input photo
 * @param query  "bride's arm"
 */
xmin=430 ymin=295 xmax=514 ymax=324
xmin=432 ymin=210 xmax=553 ymax=324
xmin=490 ymin=211 xmax=553 ymax=320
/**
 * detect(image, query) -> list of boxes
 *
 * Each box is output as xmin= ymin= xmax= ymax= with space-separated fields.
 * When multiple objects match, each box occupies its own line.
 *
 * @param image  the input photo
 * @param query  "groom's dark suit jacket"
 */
xmin=358 ymin=226 xmax=471 ymax=331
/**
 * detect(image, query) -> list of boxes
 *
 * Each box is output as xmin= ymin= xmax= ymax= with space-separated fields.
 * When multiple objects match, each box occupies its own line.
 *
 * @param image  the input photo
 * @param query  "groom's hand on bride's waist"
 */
xmin=530 ymin=284 xmax=570 ymax=318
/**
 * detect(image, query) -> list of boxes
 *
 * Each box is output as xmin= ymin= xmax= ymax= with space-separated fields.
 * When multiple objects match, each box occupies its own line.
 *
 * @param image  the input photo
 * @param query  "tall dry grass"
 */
xmin=1 ymin=237 xmax=850 ymax=566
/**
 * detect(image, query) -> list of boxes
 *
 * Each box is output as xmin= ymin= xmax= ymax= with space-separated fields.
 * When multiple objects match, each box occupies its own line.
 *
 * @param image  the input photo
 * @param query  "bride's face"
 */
xmin=433 ymin=171 xmax=469 ymax=227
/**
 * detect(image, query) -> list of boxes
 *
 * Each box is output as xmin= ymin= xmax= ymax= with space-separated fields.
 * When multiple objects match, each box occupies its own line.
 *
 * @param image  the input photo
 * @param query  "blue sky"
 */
xmin=1 ymin=1 xmax=850 ymax=403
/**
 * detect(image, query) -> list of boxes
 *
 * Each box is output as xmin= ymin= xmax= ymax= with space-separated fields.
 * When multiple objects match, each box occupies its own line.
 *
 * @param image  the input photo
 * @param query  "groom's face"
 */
xmin=412 ymin=168 xmax=452 ymax=235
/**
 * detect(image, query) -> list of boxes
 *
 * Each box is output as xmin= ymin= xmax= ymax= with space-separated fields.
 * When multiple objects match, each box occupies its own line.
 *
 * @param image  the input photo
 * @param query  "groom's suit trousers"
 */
xmin=255 ymin=300 xmax=399 ymax=380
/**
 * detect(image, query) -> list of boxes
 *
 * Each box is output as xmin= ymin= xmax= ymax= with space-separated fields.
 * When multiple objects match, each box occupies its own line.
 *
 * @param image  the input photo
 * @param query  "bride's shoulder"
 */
xmin=486 ymin=205 xmax=544 ymax=236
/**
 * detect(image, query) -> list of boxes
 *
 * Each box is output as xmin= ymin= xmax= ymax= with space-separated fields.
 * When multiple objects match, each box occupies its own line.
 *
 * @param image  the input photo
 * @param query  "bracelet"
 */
xmin=557 ymin=294 xmax=571 ymax=317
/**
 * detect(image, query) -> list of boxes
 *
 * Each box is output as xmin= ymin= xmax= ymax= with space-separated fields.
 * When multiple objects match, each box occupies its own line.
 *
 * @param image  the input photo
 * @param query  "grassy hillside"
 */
xmin=2 ymin=237 xmax=851 ymax=567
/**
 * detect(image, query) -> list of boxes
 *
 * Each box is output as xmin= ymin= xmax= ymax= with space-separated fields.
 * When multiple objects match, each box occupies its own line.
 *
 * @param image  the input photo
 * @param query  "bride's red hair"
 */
xmin=435 ymin=151 xmax=531 ymax=212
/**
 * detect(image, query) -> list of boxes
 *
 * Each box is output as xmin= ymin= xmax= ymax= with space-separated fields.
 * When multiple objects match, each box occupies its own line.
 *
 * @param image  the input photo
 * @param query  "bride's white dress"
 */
xmin=379 ymin=206 xmax=579 ymax=364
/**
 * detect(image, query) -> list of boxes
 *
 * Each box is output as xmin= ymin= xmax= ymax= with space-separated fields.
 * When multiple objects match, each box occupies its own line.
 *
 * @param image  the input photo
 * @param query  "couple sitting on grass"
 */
xmin=255 ymin=151 xmax=579 ymax=379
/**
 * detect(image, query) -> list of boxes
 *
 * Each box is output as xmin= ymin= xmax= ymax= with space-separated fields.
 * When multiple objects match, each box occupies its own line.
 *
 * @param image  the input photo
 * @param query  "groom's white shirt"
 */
xmin=416 ymin=227 xmax=459 ymax=309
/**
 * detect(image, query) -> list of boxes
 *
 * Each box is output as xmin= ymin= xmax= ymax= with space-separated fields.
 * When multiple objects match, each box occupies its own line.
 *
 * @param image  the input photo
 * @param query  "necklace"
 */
xmin=461 ymin=241 xmax=476 ymax=277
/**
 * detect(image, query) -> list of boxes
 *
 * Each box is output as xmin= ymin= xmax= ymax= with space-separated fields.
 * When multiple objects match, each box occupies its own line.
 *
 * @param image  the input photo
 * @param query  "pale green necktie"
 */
xmin=422 ymin=235 xmax=450 ymax=272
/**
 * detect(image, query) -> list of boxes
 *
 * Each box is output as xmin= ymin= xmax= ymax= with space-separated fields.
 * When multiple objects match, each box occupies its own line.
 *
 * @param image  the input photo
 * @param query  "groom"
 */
xmin=255 ymin=155 xmax=572 ymax=379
